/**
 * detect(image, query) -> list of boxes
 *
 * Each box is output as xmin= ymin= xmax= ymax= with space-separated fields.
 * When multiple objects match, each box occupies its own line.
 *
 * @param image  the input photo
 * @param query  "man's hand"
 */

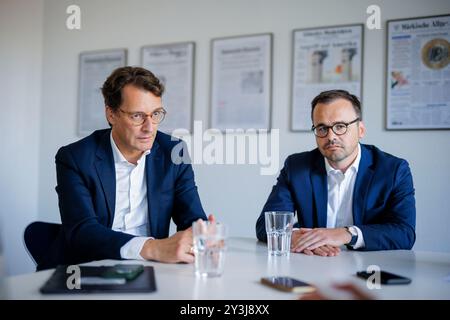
xmin=291 ymin=228 xmax=350 ymax=256
xmin=140 ymin=228 xmax=194 ymax=263
xmin=303 ymin=245 xmax=341 ymax=256
xmin=299 ymin=283 xmax=374 ymax=300
xmin=139 ymin=214 xmax=216 ymax=263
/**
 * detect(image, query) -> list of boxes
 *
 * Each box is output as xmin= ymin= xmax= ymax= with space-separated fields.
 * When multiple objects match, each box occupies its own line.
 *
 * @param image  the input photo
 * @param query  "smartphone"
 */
xmin=102 ymin=264 xmax=144 ymax=281
xmin=261 ymin=276 xmax=316 ymax=293
xmin=356 ymin=270 xmax=411 ymax=285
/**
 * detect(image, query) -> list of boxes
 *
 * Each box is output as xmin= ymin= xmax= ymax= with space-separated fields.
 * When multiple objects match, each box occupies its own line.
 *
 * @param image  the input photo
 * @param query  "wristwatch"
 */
xmin=345 ymin=226 xmax=358 ymax=247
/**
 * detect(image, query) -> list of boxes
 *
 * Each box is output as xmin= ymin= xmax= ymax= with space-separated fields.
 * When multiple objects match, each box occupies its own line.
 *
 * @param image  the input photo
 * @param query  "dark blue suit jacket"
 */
xmin=256 ymin=144 xmax=416 ymax=250
xmin=41 ymin=129 xmax=206 ymax=269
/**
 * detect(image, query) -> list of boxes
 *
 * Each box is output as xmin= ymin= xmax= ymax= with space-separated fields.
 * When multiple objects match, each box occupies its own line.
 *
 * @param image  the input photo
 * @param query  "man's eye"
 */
xmin=131 ymin=113 xmax=145 ymax=120
xmin=334 ymin=124 xmax=346 ymax=131
xmin=317 ymin=126 xmax=327 ymax=133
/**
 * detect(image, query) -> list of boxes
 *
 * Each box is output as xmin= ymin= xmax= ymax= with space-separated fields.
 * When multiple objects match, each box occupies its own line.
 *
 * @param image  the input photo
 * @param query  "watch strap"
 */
xmin=345 ymin=226 xmax=358 ymax=247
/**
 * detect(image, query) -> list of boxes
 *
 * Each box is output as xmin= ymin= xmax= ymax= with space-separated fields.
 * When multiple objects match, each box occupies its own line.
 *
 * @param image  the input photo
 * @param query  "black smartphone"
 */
xmin=260 ymin=276 xmax=316 ymax=293
xmin=356 ymin=270 xmax=411 ymax=285
xmin=102 ymin=264 xmax=144 ymax=281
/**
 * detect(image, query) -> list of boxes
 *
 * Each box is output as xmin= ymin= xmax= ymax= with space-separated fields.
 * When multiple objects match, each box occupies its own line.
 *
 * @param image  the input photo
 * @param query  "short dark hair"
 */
xmin=311 ymin=89 xmax=362 ymax=121
xmin=101 ymin=66 xmax=164 ymax=111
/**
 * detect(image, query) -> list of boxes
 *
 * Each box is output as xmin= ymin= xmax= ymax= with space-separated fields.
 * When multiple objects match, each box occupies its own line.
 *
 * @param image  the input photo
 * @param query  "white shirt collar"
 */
xmin=110 ymin=131 xmax=150 ymax=165
xmin=325 ymin=143 xmax=361 ymax=175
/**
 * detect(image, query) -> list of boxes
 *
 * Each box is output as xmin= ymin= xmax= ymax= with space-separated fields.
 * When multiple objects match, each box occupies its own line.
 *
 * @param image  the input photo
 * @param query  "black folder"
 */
xmin=40 ymin=265 xmax=157 ymax=294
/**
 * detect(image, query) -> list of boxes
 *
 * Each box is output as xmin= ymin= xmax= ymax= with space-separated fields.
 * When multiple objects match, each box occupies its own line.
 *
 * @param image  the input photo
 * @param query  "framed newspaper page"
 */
xmin=142 ymin=42 xmax=195 ymax=134
xmin=78 ymin=49 xmax=127 ymax=136
xmin=211 ymin=33 xmax=272 ymax=131
xmin=386 ymin=14 xmax=450 ymax=130
xmin=77 ymin=48 xmax=127 ymax=136
xmin=291 ymin=24 xmax=363 ymax=131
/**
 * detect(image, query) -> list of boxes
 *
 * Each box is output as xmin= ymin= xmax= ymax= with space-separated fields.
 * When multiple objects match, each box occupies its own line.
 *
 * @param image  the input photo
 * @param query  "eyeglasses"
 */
xmin=311 ymin=118 xmax=360 ymax=138
xmin=118 ymin=108 xmax=167 ymax=126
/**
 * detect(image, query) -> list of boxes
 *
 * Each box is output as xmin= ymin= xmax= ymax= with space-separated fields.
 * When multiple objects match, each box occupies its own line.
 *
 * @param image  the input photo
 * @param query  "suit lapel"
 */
xmin=352 ymin=144 xmax=374 ymax=225
xmin=146 ymin=138 xmax=163 ymax=238
xmin=310 ymin=151 xmax=328 ymax=228
xmin=94 ymin=130 xmax=116 ymax=227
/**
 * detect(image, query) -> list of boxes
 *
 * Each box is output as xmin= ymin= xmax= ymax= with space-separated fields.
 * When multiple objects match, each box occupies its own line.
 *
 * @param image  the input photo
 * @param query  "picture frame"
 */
xmin=141 ymin=42 xmax=195 ymax=134
xmin=210 ymin=33 xmax=272 ymax=131
xmin=77 ymin=48 xmax=127 ymax=136
xmin=291 ymin=24 xmax=364 ymax=131
xmin=386 ymin=14 xmax=450 ymax=130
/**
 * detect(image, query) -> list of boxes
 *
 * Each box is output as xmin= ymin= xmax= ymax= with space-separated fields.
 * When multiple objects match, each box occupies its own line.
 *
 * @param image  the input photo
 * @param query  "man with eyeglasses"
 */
xmin=256 ymin=90 xmax=415 ymax=255
xmin=43 ymin=67 xmax=208 ymax=269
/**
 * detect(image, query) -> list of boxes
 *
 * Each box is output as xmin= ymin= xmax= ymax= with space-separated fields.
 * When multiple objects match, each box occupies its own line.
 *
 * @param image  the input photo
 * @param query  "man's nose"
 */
xmin=141 ymin=117 xmax=155 ymax=132
xmin=326 ymin=128 xmax=339 ymax=140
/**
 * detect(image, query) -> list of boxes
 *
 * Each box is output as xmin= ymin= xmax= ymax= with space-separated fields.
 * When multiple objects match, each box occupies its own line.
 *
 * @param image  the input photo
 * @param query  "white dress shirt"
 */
xmin=110 ymin=133 xmax=151 ymax=260
xmin=325 ymin=143 xmax=364 ymax=249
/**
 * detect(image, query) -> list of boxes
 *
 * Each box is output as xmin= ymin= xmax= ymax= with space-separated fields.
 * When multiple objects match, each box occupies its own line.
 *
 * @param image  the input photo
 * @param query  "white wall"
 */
xmin=3 ymin=0 xmax=450 ymax=275
xmin=0 ymin=0 xmax=44 ymax=275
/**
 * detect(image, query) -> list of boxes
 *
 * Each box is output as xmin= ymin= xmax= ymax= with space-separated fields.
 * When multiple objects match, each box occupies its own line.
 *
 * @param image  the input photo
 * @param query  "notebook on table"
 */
xmin=40 ymin=264 xmax=157 ymax=294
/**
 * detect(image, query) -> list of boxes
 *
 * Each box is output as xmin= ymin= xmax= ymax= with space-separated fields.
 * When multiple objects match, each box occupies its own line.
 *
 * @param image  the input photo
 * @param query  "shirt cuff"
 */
xmin=351 ymin=226 xmax=365 ymax=249
xmin=120 ymin=236 xmax=153 ymax=260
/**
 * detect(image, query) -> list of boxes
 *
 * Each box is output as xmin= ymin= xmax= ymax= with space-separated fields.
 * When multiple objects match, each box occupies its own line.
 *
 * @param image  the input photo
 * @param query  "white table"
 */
xmin=5 ymin=237 xmax=450 ymax=299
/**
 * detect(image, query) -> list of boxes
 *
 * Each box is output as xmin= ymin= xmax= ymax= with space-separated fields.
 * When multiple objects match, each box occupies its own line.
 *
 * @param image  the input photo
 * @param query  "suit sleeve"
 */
xmin=256 ymin=156 xmax=296 ymax=242
xmin=55 ymin=147 xmax=135 ymax=262
xmin=357 ymin=160 xmax=416 ymax=250
xmin=171 ymin=141 xmax=207 ymax=230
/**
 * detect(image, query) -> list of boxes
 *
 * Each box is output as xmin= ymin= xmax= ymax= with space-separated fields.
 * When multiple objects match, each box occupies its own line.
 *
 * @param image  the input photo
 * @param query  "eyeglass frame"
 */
xmin=118 ymin=107 xmax=167 ymax=126
xmin=311 ymin=117 xmax=360 ymax=138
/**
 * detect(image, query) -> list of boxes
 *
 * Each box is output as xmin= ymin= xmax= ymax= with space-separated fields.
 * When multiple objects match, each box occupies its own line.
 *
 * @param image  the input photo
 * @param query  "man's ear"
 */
xmin=105 ymin=106 xmax=115 ymax=126
xmin=358 ymin=120 xmax=366 ymax=139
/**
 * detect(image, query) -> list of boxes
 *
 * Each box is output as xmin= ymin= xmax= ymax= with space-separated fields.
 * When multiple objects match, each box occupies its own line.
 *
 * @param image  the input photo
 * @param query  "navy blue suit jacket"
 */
xmin=42 ymin=129 xmax=206 ymax=269
xmin=256 ymin=144 xmax=416 ymax=250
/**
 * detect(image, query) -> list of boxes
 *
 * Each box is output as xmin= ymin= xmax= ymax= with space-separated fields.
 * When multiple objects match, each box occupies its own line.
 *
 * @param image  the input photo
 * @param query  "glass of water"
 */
xmin=192 ymin=220 xmax=227 ymax=277
xmin=264 ymin=211 xmax=294 ymax=256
